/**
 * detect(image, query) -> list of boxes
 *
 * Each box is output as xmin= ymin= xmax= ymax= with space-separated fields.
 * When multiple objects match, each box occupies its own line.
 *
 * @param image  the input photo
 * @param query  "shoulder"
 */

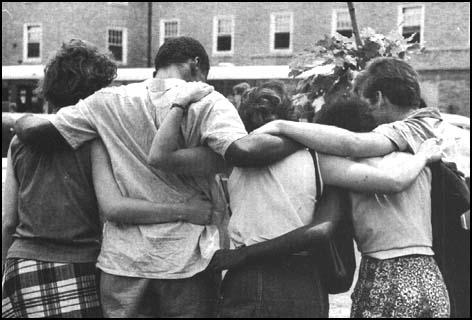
xmin=191 ymin=91 xmax=234 ymax=111
xmin=86 ymin=81 xmax=148 ymax=102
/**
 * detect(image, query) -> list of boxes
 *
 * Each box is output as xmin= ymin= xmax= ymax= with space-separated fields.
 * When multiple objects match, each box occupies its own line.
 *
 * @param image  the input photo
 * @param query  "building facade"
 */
xmin=2 ymin=2 xmax=470 ymax=116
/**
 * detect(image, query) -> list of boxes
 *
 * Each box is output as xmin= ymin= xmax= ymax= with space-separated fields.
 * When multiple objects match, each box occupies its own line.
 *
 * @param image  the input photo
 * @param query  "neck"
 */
xmin=389 ymin=105 xmax=415 ymax=121
xmin=154 ymin=65 xmax=185 ymax=80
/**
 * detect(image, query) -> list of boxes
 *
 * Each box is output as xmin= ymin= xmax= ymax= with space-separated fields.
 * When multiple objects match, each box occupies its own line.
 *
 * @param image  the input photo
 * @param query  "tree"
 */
xmin=288 ymin=25 xmax=425 ymax=122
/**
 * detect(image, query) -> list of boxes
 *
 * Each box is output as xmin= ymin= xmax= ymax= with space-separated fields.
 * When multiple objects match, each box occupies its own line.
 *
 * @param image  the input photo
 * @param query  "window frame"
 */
xmin=331 ymin=8 xmax=353 ymax=38
xmin=397 ymin=4 xmax=425 ymax=45
xmin=106 ymin=27 xmax=128 ymax=65
xmin=107 ymin=2 xmax=129 ymax=6
xmin=270 ymin=12 xmax=293 ymax=54
xmin=23 ymin=23 xmax=42 ymax=63
xmin=159 ymin=19 xmax=180 ymax=47
xmin=212 ymin=15 xmax=235 ymax=56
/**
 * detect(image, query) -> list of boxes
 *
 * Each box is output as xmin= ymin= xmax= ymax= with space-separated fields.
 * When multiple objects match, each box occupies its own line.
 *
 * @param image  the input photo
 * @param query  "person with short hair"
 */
xmin=12 ymin=36 xmax=303 ymax=318
xmin=148 ymin=81 xmax=442 ymax=318
xmin=2 ymin=39 xmax=216 ymax=319
xmin=315 ymin=100 xmax=450 ymax=318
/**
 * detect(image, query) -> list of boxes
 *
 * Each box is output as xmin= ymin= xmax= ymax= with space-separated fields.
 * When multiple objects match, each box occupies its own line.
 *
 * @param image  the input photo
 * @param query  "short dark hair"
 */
xmin=316 ymin=97 xmax=377 ymax=133
xmin=239 ymin=82 xmax=293 ymax=132
xmin=154 ymin=37 xmax=210 ymax=75
xmin=357 ymin=57 xmax=421 ymax=109
xmin=39 ymin=39 xmax=117 ymax=112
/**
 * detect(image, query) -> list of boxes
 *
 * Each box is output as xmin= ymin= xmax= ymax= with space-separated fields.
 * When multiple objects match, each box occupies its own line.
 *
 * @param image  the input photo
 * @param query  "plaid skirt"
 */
xmin=2 ymin=258 xmax=102 ymax=318
xmin=350 ymin=255 xmax=450 ymax=318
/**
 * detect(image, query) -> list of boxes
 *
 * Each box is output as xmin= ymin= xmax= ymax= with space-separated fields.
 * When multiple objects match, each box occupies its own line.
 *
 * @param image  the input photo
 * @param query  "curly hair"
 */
xmin=238 ymin=81 xmax=293 ymax=132
xmin=38 ymin=39 xmax=117 ymax=112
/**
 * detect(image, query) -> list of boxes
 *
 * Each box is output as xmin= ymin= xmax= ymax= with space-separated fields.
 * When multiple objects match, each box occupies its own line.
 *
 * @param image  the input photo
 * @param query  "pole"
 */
xmin=147 ymin=2 xmax=152 ymax=67
xmin=347 ymin=2 xmax=363 ymax=48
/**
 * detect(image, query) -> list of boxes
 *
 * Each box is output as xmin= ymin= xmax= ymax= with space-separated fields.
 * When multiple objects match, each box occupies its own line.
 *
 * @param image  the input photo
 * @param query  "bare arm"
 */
xmin=252 ymin=120 xmax=397 ymax=158
xmin=92 ymin=139 xmax=212 ymax=225
xmin=148 ymin=106 xmax=226 ymax=175
xmin=147 ymin=81 xmax=227 ymax=175
xmin=319 ymin=138 xmax=443 ymax=193
xmin=224 ymin=134 xmax=303 ymax=167
xmin=14 ymin=114 xmax=69 ymax=151
xmin=207 ymin=187 xmax=347 ymax=271
xmin=2 ymin=147 xmax=19 ymax=271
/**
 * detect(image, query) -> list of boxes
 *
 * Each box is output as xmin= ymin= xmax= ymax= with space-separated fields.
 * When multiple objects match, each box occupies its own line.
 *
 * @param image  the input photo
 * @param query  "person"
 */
xmin=148 ymin=82 xmax=443 ymax=318
xmin=232 ymin=82 xmax=251 ymax=109
xmin=252 ymin=57 xmax=453 ymax=162
xmin=11 ymin=36 xmax=302 ymax=318
xmin=315 ymin=99 xmax=450 ymax=318
xmin=1 ymin=39 xmax=216 ymax=319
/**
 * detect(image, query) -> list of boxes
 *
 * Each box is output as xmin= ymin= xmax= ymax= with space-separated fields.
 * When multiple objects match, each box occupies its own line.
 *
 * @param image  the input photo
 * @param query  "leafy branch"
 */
xmin=289 ymin=28 xmax=425 ymax=121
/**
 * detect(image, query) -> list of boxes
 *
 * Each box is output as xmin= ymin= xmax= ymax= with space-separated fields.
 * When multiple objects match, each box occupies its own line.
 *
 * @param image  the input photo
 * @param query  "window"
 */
xmin=23 ymin=23 xmax=41 ymax=61
xmin=270 ymin=12 xmax=293 ymax=52
xmin=160 ymin=19 xmax=179 ymax=46
xmin=213 ymin=16 xmax=234 ymax=54
xmin=107 ymin=28 xmax=127 ymax=64
xmin=399 ymin=5 xmax=424 ymax=44
xmin=332 ymin=9 xmax=353 ymax=38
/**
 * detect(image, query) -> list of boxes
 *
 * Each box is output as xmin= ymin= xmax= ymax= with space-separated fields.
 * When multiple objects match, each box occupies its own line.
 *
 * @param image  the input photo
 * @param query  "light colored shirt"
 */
xmin=228 ymin=149 xmax=320 ymax=248
xmin=374 ymin=107 xmax=469 ymax=176
xmin=350 ymin=153 xmax=434 ymax=260
xmin=51 ymin=78 xmax=247 ymax=279
xmin=352 ymin=107 xmax=443 ymax=260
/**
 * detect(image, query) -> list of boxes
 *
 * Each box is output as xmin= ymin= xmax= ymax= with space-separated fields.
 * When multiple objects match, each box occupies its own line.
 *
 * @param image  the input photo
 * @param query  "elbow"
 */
xmin=224 ymin=141 xmax=252 ymax=167
xmin=318 ymin=222 xmax=335 ymax=239
xmin=307 ymin=221 xmax=335 ymax=242
xmin=385 ymin=175 xmax=409 ymax=194
xmin=100 ymin=203 xmax=123 ymax=222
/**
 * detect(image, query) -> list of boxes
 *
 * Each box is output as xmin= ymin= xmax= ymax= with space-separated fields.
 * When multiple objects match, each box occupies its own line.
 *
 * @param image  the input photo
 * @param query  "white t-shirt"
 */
xmin=228 ymin=149 xmax=321 ymax=248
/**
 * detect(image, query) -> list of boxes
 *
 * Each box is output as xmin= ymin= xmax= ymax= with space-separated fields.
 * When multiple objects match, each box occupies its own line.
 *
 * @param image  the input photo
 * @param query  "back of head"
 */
xmin=316 ymin=97 xmax=377 ymax=133
xmin=154 ymin=36 xmax=210 ymax=77
xmin=357 ymin=57 xmax=421 ymax=109
xmin=239 ymin=82 xmax=292 ymax=132
xmin=39 ymin=39 xmax=117 ymax=113
xmin=233 ymin=82 xmax=251 ymax=96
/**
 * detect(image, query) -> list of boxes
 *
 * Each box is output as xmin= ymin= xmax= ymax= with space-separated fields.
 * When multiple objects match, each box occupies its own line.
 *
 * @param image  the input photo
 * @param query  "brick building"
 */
xmin=2 ymin=2 xmax=470 ymax=115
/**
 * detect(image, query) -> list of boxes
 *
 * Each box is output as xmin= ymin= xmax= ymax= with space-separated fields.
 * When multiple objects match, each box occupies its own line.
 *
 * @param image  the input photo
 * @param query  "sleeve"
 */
xmin=373 ymin=117 xmax=438 ymax=154
xmin=199 ymin=97 xmax=248 ymax=157
xmin=50 ymin=95 xmax=101 ymax=150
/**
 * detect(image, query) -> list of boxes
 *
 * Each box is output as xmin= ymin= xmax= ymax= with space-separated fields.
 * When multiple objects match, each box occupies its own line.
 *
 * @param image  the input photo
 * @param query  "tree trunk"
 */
xmin=347 ymin=2 xmax=363 ymax=48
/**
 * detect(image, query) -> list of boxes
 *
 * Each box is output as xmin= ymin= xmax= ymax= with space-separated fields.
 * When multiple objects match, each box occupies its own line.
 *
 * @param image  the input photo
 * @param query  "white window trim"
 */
xmin=107 ymin=2 xmax=129 ymax=5
xmin=331 ymin=8 xmax=352 ymax=36
xmin=159 ymin=19 xmax=180 ymax=47
xmin=107 ymin=27 xmax=128 ymax=65
xmin=212 ymin=15 xmax=235 ymax=56
xmin=23 ymin=23 xmax=42 ymax=63
xmin=270 ymin=12 xmax=293 ymax=54
xmin=397 ymin=4 xmax=425 ymax=45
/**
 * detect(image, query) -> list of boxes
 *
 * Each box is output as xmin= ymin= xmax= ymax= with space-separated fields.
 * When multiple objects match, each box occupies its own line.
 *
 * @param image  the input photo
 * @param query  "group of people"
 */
xmin=1 ymin=36 xmax=460 ymax=318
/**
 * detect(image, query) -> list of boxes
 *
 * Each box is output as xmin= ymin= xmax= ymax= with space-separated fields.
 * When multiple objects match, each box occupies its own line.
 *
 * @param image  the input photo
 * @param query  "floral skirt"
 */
xmin=350 ymin=255 xmax=450 ymax=318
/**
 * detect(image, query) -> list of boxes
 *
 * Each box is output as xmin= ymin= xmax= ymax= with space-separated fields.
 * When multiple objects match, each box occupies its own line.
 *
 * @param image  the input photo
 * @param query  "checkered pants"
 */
xmin=2 ymin=258 xmax=102 ymax=318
